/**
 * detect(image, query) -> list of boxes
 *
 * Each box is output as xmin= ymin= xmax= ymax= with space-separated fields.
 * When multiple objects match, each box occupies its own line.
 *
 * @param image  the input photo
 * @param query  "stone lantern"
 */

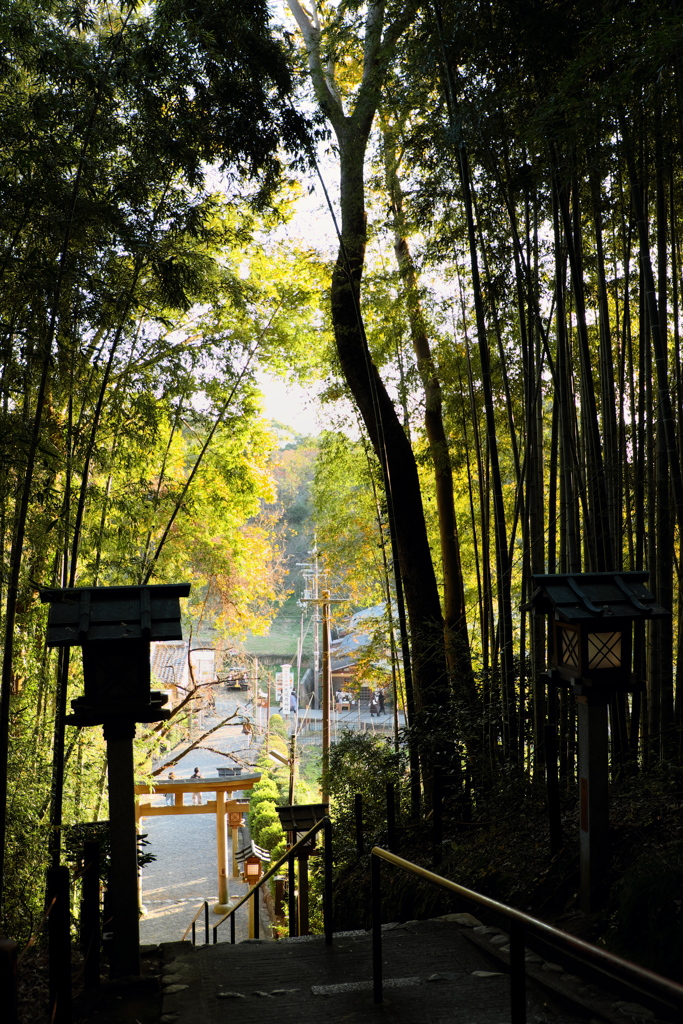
xmin=40 ymin=583 xmax=190 ymax=976
xmin=235 ymin=841 xmax=270 ymax=938
xmin=528 ymin=571 xmax=669 ymax=911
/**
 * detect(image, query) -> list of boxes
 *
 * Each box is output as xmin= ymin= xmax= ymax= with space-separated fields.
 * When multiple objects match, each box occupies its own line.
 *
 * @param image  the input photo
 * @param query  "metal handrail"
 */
xmin=181 ymin=900 xmax=209 ymax=944
xmin=212 ymin=815 xmax=332 ymax=944
xmin=212 ymin=816 xmax=332 ymax=944
xmin=181 ymin=816 xmax=333 ymax=945
xmin=371 ymin=846 xmax=683 ymax=1022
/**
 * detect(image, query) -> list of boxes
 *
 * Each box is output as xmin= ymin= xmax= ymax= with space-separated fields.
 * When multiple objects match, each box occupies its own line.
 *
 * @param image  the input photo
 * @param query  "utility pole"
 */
xmin=288 ymin=733 xmax=297 ymax=804
xmin=321 ymin=590 xmax=331 ymax=797
xmin=313 ymin=543 xmax=320 ymax=705
xmin=298 ymin=553 xmax=345 ymax=793
xmin=252 ymin=657 xmax=259 ymax=732
xmin=297 ymin=538 xmax=322 ymax=707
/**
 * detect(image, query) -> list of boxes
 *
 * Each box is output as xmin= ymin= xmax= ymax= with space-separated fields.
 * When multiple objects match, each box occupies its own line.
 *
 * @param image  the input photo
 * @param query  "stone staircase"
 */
xmin=156 ymin=915 xmax=634 ymax=1024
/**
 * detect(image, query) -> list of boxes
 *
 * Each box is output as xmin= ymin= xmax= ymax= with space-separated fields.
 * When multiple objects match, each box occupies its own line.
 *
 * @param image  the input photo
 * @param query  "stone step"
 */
xmin=159 ymin=917 xmax=593 ymax=1024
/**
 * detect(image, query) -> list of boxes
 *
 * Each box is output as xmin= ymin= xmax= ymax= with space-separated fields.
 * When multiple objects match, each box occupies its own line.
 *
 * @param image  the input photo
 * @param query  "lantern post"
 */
xmin=276 ymin=803 xmax=328 ymax=935
xmin=40 ymin=583 xmax=190 ymax=977
xmin=528 ymin=572 xmax=669 ymax=912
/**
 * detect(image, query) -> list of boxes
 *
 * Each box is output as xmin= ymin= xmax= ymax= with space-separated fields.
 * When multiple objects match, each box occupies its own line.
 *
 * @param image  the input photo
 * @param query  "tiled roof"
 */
xmin=151 ymin=641 xmax=189 ymax=687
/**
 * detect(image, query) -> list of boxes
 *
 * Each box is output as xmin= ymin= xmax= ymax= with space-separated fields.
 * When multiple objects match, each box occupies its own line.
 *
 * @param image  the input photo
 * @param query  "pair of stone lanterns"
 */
xmin=529 ymin=571 xmax=669 ymax=912
xmin=41 ymin=583 xmax=190 ymax=978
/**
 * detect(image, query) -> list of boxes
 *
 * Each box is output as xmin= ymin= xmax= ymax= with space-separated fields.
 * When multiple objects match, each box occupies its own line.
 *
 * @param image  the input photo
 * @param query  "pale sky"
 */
xmin=257 ymin=370 xmax=325 ymax=437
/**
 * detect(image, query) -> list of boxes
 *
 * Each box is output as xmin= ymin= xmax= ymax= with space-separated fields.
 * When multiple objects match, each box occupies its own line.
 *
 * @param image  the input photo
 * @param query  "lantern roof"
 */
xmin=275 ymin=802 xmax=329 ymax=833
xmin=40 ymin=583 xmax=191 ymax=646
xmin=528 ymin=572 xmax=669 ymax=624
xmin=235 ymin=840 xmax=271 ymax=867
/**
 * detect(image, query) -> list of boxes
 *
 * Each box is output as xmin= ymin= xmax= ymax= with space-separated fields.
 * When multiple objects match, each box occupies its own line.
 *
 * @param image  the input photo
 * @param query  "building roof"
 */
xmin=151 ymin=641 xmax=189 ymax=688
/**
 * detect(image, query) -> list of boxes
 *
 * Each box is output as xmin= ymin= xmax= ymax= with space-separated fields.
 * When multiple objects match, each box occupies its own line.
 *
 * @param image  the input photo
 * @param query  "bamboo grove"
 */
xmin=419 ymin=0 xmax=683 ymax=776
xmin=287 ymin=0 xmax=683 ymax=790
xmin=0 ymin=0 xmax=315 ymax=933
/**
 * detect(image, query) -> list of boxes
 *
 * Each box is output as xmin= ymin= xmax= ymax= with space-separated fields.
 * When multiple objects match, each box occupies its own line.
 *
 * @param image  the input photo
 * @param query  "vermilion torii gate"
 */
xmin=135 ymin=772 xmax=260 ymax=913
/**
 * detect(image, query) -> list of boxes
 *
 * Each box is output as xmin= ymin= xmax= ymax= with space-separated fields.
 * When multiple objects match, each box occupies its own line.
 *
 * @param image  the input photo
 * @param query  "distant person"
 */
xmin=290 ymin=690 xmax=298 ymax=715
xmin=191 ymin=766 xmax=202 ymax=804
xmin=369 ymin=696 xmax=379 ymax=717
xmin=165 ymin=771 xmax=176 ymax=805
xmin=378 ymin=690 xmax=385 ymax=715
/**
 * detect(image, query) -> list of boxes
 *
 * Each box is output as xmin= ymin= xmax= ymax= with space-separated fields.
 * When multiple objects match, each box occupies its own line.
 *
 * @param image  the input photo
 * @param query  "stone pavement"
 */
xmin=137 ymin=811 xmax=270 ymax=945
xmin=138 ymin=695 xmax=266 ymax=945
xmin=158 ymin=918 xmax=592 ymax=1024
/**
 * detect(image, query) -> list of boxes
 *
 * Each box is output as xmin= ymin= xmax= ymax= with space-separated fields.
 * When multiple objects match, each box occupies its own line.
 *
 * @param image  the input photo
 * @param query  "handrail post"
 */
xmin=230 ymin=913 xmax=235 ymax=944
xmin=509 ymin=918 xmax=526 ymax=1024
xmin=191 ymin=920 xmax=196 ymax=944
xmin=0 ymin=939 xmax=18 ymax=1024
xmin=354 ymin=793 xmax=363 ymax=856
xmin=204 ymin=901 xmax=209 ymax=944
xmin=323 ymin=816 xmax=333 ymax=945
xmin=82 ymin=840 xmax=100 ymax=988
xmin=433 ymin=766 xmax=443 ymax=866
xmin=213 ymin=923 xmax=217 ymax=944
xmin=371 ymin=852 xmax=383 ymax=1002
xmin=298 ymin=851 xmax=310 ymax=935
xmin=288 ymin=851 xmax=297 ymax=937
xmin=47 ymin=865 xmax=71 ymax=1024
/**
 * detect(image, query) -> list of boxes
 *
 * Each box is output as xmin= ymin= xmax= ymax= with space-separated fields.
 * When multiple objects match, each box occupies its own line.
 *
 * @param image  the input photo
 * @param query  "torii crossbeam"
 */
xmin=135 ymin=772 xmax=261 ymax=913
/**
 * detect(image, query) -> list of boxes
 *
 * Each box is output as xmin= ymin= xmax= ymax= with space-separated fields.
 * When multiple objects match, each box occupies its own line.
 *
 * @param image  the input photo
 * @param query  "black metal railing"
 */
xmin=371 ymin=846 xmax=683 ymax=1023
xmin=182 ymin=816 xmax=332 ymax=946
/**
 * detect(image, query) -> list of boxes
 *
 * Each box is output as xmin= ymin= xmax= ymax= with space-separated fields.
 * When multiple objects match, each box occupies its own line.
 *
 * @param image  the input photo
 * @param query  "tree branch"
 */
xmin=353 ymin=1 xmax=420 ymax=135
xmin=286 ymin=0 xmax=345 ymax=130
xmin=151 ymin=712 xmax=238 ymax=775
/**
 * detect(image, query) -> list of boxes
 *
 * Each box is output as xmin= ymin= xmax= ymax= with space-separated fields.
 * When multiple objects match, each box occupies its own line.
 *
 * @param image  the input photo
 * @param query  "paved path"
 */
xmin=159 ymin=917 xmax=592 ymax=1024
xmin=138 ymin=695 xmax=267 ymax=945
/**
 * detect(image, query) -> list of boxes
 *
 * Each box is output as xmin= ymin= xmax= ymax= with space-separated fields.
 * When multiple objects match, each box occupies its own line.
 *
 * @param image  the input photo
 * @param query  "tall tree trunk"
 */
xmin=555 ymin=163 xmax=614 ymax=570
xmin=331 ymin=135 xmax=448 ymax=714
xmin=623 ymin=125 xmax=683 ymax=540
xmin=381 ymin=125 xmax=475 ymax=702
xmin=654 ymin=119 xmax=675 ymax=754
xmin=287 ymin=2 xmax=449 ymax=805
xmin=552 ymin=192 xmax=581 ymax=573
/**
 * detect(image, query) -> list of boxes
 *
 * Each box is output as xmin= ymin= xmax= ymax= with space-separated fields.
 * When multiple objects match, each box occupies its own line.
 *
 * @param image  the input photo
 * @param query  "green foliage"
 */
xmin=248 ymin=767 xmax=286 ymax=857
xmin=312 ymin=432 xmax=388 ymax=608
xmin=248 ymin=779 xmax=280 ymax=806
xmin=249 ymin=800 xmax=279 ymax=839
xmin=258 ymin=820 xmax=286 ymax=851
xmin=268 ymin=714 xmax=288 ymax=741
xmin=323 ymin=731 xmax=406 ymax=862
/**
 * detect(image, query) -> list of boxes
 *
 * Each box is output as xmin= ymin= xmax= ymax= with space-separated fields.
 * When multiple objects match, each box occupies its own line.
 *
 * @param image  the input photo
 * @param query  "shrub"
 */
xmin=269 ymin=714 xmax=289 ymax=742
xmin=250 ymin=800 xmax=278 ymax=841
xmin=249 ymin=780 xmax=279 ymax=806
xmin=259 ymin=820 xmax=286 ymax=851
